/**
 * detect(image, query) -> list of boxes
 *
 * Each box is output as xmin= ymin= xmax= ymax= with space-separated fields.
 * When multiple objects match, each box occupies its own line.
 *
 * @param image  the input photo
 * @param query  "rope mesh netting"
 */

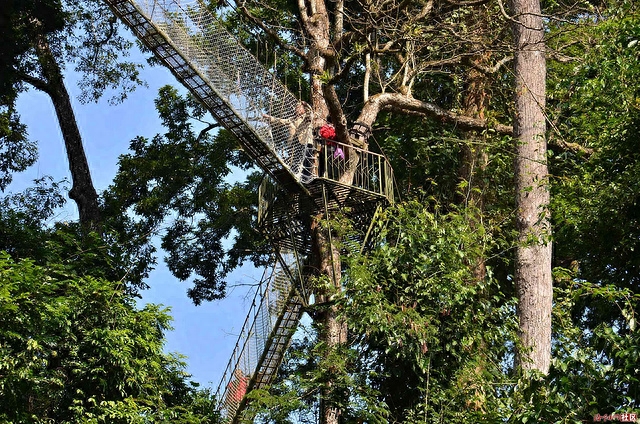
xmin=135 ymin=0 xmax=316 ymax=184
xmin=213 ymin=252 xmax=303 ymax=422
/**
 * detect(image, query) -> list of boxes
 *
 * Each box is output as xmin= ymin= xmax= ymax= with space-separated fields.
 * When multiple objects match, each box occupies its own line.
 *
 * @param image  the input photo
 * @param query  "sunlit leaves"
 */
xmin=0 ymin=252 xmax=219 ymax=423
xmin=341 ymin=199 xmax=518 ymax=422
xmin=550 ymin=1 xmax=640 ymax=296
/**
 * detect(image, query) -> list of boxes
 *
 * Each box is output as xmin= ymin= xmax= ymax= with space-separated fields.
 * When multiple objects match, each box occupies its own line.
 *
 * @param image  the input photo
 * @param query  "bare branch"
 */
xmin=467 ymin=55 xmax=513 ymax=74
xmin=444 ymin=0 xmax=491 ymax=6
xmin=334 ymin=0 xmax=344 ymax=46
xmin=297 ymin=0 xmax=311 ymax=31
xmin=322 ymin=83 xmax=350 ymax=141
xmin=326 ymin=52 xmax=359 ymax=84
xmin=359 ymin=92 xmax=513 ymax=134
xmin=548 ymin=136 xmax=594 ymax=156
xmin=496 ymin=0 xmax=520 ymax=25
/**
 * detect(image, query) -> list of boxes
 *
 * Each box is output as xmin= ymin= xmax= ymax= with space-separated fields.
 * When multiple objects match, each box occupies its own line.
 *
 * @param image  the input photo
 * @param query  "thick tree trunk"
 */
xmin=459 ymin=58 xmax=489 ymax=209
xmin=302 ymin=3 xmax=347 ymax=421
xmin=49 ymin=73 xmax=101 ymax=228
xmin=311 ymin=219 xmax=347 ymax=424
xmin=456 ymin=56 xmax=491 ymax=411
xmin=34 ymin=31 xmax=101 ymax=228
xmin=510 ymin=0 xmax=552 ymax=374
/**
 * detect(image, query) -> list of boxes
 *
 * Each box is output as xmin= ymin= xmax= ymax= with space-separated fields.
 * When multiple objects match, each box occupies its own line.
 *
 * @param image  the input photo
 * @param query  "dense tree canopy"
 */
xmin=1 ymin=0 xmax=640 ymax=422
xmin=0 ymin=253 xmax=223 ymax=423
xmin=0 ymin=183 xmax=219 ymax=423
xmin=105 ymin=86 xmax=267 ymax=303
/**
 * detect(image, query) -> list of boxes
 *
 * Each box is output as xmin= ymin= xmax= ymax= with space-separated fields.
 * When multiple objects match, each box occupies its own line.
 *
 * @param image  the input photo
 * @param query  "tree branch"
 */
xmin=548 ymin=137 xmax=594 ymax=156
xmin=18 ymin=72 xmax=51 ymax=94
xmin=467 ymin=55 xmax=513 ymax=74
xmin=322 ymin=83 xmax=349 ymax=141
xmin=359 ymin=92 xmax=513 ymax=134
xmin=444 ymin=0 xmax=492 ymax=7
xmin=197 ymin=122 xmax=220 ymax=142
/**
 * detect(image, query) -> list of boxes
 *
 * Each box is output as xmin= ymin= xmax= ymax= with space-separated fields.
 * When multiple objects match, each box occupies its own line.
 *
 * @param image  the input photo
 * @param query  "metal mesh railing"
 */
xmin=214 ymin=252 xmax=303 ymax=422
xmin=317 ymin=139 xmax=394 ymax=201
xmin=127 ymin=0 xmax=316 ymax=183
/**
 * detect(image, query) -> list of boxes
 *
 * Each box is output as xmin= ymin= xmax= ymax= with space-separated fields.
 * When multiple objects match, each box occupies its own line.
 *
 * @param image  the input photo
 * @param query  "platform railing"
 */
xmin=316 ymin=139 xmax=394 ymax=202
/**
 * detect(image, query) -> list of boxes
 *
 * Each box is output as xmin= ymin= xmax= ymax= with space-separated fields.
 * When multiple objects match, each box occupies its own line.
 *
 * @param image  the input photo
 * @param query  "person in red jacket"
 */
xmin=227 ymin=369 xmax=248 ymax=405
xmin=319 ymin=121 xmax=336 ymax=140
xmin=318 ymin=116 xmax=347 ymax=179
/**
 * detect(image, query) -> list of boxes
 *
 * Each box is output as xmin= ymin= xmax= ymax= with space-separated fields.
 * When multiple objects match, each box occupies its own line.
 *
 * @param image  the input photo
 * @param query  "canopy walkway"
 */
xmin=103 ymin=0 xmax=394 ymax=422
xmin=104 ymin=0 xmax=313 ymax=193
xmin=214 ymin=252 xmax=304 ymax=424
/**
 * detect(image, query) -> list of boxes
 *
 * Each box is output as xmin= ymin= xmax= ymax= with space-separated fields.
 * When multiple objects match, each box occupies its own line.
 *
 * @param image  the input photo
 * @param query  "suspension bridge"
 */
xmin=102 ymin=0 xmax=393 ymax=422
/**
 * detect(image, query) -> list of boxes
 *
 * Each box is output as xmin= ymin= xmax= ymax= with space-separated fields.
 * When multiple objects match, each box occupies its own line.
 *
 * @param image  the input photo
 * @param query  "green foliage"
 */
xmin=256 ymin=197 xmax=639 ymax=423
xmin=251 ymin=200 xmax=639 ymax=423
xmin=0 ymin=103 xmax=38 ymax=191
xmin=550 ymin=1 xmax=640 ymax=297
xmin=0 ymin=177 xmax=66 ymax=259
xmin=249 ymin=200 xmax=519 ymax=423
xmin=0 ymin=252 xmax=219 ymax=423
xmin=377 ymin=114 xmax=460 ymax=198
xmin=0 ymin=0 xmax=66 ymax=101
xmin=0 ymin=108 xmax=37 ymax=191
xmin=0 ymin=0 xmax=144 ymax=104
xmin=342 ymin=199 xmax=518 ymax=422
xmin=67 ymin=0 xmax=145 ymax=104
xmin=506 ymin=279 xmax=640 ymax=423
xmin=106 ymin=86 xmax=269 ymax=304
xmin=0 ymin=0 xmax=145 ymax=194
xmin=0 ymin=178 xmax=154 ymax=293
xmin=247 ymin=324 xmax=390 ymax=424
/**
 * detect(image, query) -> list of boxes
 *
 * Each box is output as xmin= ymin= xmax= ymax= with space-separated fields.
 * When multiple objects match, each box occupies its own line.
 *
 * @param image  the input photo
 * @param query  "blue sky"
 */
xmin=9 ymin=49 xmax=259 ymax=390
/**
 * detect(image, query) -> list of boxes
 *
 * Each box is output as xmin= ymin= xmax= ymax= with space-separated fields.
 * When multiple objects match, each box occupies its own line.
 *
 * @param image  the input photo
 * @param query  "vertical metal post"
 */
xmin=378 ymin=155 xmax=382 ymax=195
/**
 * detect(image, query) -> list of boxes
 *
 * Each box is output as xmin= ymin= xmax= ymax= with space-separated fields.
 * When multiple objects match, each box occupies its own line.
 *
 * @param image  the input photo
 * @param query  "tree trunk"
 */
xmin=458 ymin=56 xmax=491 ymax=283
xmin=34 ymin=30 xmax=101 ymax=228
xmin=302 ymin=3 xmax=347 ymax=420
xmin=310 ymin=218 xmax=347 ymax=424
xmin=456 ymin=55 xmax=491 ymax=411
xmin=459 ymin=59 xmax=490 ymax=206
xmin=510 ymin=0 xmax=552 ymax=374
